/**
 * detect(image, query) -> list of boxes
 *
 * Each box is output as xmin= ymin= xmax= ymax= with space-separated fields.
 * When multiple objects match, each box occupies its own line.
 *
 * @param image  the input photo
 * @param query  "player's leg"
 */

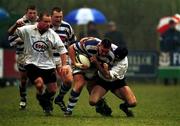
xmin=64 ymin=73 xmax=86 ymax=116
xmin=89 ymin=84 xmax=112 ymax=116
xmin=87 ymin=81 xmax=112 ymax=116
xmin=39 ymin=68 xmax=58 ymax=116
xmin=55 ymin=65 xmax=73 ymax=111
xmin=25 ymin=64 xmax=52 ymax=115
xmin=112 ymin=85 xmax=137 ymax=117
xmin=34 ymin=77 xmax=47 ymax=113
xmin=18 ymin=64 xmax=28 ymax=109
xmin=41 ymin=82 xmax=57 ymax=116
xmin=89 ymin=85 xmax=107 ymax=105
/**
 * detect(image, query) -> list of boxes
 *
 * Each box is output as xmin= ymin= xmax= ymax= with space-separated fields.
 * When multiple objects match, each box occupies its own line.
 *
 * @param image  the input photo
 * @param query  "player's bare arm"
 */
xmin=68 ymin=44 xmax=84 ymax=69
xmin=90 ymin=56 xmax=110 ymax=79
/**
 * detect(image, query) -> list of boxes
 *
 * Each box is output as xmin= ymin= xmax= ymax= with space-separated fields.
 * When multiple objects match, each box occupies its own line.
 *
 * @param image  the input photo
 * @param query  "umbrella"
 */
xmin=157 ymin=14 xmax=180 ymax=34
xmin=64 ymin=7 xmax=107 ymax=25
xmin=175 ymin=23 xmax=180 ymax=31
xmin=0 ymin=8 xmax=9 ymax=20
xmin=174 ymin=14 xmax=180 ymax=31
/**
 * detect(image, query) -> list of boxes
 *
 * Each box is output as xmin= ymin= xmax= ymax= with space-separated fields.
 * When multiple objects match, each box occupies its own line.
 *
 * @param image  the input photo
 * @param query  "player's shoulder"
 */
xmin=85 ymin=37 xmax=101 ymax=46
xmin=61 ymin=20 xmax=73 ymax=28
xmin=61 ymin=20 xmax=71 ymax=26
xmin=49 ymin=28 xmax=59 ymax=36
xmin=18 ymin=24 xmax=36 ymax=31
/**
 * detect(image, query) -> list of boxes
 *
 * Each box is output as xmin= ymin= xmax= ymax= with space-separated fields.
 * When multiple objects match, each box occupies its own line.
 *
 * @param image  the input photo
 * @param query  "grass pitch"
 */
xmin=0 ymin=82 xmax=179 ymax=126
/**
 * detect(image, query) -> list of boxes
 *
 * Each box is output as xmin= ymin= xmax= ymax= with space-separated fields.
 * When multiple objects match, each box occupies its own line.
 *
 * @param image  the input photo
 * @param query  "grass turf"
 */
xmin=0 ymin=83 xmax=179 ymax=126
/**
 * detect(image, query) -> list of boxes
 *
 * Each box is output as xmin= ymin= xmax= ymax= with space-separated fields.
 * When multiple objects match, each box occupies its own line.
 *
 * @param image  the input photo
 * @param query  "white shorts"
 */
xmin=16 ymin=54 xmax=26 ymax=71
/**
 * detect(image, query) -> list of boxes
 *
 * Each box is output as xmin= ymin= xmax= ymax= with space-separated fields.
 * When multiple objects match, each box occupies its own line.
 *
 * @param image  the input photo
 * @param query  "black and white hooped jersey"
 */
xmin=8 ymin=15 xmax=38 ymax=55
xmin=73 ymin=38 xmax=115 ymax=65
xmin=51 ymin=20 xmax=77 ymax=48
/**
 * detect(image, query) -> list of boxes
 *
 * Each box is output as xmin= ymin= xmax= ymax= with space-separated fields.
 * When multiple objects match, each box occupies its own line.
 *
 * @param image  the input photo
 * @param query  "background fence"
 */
xmin=0 ymin=48 xmax=179 ymax=87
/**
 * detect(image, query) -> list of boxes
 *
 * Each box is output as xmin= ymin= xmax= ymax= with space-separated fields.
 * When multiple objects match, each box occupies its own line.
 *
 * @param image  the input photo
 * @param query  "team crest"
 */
xmin=159 ymin=52 xmax=170 ymax=66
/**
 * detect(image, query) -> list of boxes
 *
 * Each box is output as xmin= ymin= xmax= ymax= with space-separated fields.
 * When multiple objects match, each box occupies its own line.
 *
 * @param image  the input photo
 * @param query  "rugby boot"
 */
xmin=119 ymin=103 xmax=134 ymax=117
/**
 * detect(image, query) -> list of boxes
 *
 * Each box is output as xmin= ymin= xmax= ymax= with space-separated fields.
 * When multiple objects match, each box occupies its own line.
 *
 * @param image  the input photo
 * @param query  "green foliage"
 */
xmin=1 ymin=0 xmax=180 ymax=50
xmin=0 ymin=84 xmax=179 ymax=126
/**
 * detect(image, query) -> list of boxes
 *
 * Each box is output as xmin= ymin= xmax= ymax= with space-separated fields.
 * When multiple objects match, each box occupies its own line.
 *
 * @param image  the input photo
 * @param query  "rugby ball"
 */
xmin=75 ymin=54 xmax=91 ymax=68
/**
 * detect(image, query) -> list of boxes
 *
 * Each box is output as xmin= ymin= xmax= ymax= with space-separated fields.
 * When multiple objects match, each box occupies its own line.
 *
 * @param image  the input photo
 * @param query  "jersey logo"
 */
xmin=33 ymin=41 xmax=48 ymax=52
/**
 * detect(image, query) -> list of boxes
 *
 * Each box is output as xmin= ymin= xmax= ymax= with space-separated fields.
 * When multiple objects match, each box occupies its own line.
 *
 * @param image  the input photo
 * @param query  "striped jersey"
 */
xmin=8 ymin=15 xmax=38 ymax=55
xmin=73 ymin=38 xmax=115 ymax=66
xmin=15 ymin=24 xmax=67 ymax=69
xmin=51 ymin=20 xmax=77 ymax=48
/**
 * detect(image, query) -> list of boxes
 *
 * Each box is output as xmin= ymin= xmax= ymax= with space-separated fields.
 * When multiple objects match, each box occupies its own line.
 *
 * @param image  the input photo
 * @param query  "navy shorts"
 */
xmin=25 ymin=64 xmax=57 ymax=84
xmin=95 ymin=76 xmax=127 ymax=91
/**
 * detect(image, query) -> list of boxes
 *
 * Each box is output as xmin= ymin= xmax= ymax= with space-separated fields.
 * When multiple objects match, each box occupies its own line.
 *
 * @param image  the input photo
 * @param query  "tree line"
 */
xmin=0 ymin=0 xmax=180 ymax=50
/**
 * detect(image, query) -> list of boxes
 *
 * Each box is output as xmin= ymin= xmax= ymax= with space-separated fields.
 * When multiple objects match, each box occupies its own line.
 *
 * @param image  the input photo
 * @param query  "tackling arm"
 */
xmin=90 ymin=56 xmax=111 ymax=79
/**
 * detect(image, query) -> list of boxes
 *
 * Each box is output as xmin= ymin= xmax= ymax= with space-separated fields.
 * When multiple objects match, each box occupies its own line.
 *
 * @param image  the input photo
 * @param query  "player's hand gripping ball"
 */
xmin=75 ymin=54 xmax=91 ymax=69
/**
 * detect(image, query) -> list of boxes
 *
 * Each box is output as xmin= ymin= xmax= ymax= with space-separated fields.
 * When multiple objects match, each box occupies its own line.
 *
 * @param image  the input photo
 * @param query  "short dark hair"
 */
xmin=39 ymin=11 xmax=50 ymax=21
xmin=114 ymin=47 xmax=128 ymax=60
xmin=101 ymin=39 xmax=111 ymax=49
xmin=87 ymin=21 xmax=96 ymax=26
xmin=26 ymin=5 xmax=37 ymax=12
xmin=51 ymin=7 xmax=62 ymax=15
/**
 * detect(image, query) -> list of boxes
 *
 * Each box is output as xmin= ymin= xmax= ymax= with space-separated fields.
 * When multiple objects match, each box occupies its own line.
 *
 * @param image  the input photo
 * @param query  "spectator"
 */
xmin=160 ymin=20 xmax=180 ymax=52
xmin=159 ymin=19 xmax=180 ymax=85
xmin=104 ymin=21 xmax=126 ymax=47
xmin=79 ymin=21 xmax=100 ymax=39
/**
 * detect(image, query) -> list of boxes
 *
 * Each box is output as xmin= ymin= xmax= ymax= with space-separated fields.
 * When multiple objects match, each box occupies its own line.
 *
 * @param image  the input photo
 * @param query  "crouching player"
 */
xmin=89 ymin=47 xmax=137 ymax=117
xmin=64 ymin=37 xmax=113 ymax=116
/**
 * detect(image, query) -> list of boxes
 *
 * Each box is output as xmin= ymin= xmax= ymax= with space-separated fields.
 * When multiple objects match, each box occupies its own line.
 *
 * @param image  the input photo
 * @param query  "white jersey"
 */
xmin=9 ymin=15 xmax=38 ymax=48
xmin=98 ymin=56 xmax=128 ymax=82
xmin=15 ymin=24 xmax=67 ymax=69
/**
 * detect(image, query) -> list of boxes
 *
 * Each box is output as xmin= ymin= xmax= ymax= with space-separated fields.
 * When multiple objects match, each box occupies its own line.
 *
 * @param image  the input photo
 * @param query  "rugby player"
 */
xmin=8 ymin=5 xmax=38 ymax=109
xmin=50 ymin=7 xmax=77 ymax=112
xmin=89 ymin=46 xmax=137 ymax=117
xmin=64 ymin=37 xmax=114 ymax=116
xmin=14 ymin=11 xmax=68 ymax=115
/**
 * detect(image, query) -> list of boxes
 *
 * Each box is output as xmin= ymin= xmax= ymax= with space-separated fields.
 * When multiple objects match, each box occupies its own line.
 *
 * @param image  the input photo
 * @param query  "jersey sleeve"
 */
xmin=15 ymin=26 xmax=26 ymax=41
xmin=109 ymin=57 xmax=128 ymax=80
xmin=54 ymin=32 xmax=67 ymax=55
xmin=68 ymin=25 xmax=77 ymax=44
xmin=73 ymin=41 xmax=86 ymax=54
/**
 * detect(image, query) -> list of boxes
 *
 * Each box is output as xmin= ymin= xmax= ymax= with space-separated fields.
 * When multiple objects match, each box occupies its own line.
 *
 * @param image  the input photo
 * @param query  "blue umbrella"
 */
xmin=0 ymin=8 xmax=9 ymax=20
xmin=64 ymin=7 xmax=107 ymax=25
